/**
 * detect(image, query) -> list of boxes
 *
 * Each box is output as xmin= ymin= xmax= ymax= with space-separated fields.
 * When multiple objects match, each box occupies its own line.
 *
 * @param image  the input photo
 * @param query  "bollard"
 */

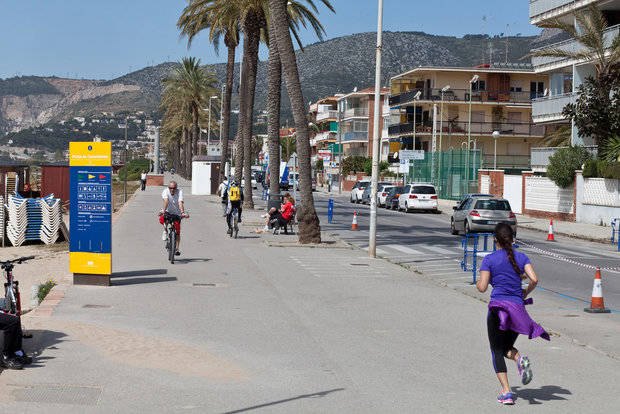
xmin=327 ymin=199 xmax=334 ymax=223
xmin=31 ymin=284 xmax=40 ymax=308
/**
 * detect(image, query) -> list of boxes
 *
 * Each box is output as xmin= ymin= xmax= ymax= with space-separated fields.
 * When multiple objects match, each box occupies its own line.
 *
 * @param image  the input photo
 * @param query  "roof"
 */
xmin=338 ymin=87 xmax=390 ymax=100
xmin=391 ymin=65 xmax=536 ymax=82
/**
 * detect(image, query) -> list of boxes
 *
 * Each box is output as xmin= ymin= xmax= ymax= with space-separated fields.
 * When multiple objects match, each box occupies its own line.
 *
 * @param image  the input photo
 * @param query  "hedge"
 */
xmin=583 ymin=160 xmax=620 ymax=179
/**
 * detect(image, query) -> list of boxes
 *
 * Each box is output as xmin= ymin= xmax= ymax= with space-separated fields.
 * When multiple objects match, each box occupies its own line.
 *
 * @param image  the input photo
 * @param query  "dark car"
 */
xmin=385 ymin=186 xmax=405 ymax=210
xmin=361 ymin=182 xmax=390 ymax=204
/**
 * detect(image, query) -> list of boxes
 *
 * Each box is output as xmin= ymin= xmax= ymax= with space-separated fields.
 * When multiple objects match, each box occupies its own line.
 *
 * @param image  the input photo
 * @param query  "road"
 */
xmin=313 ymin=191 xmax=620 ymax=312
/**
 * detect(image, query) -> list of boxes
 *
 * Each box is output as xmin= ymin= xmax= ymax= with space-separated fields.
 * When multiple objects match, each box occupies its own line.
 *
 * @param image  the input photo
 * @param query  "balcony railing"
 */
xmin=316 ymin=110 xmax=338 ymax=121
xmin=388 ymin=121 xmax=545 ymax=137
xmin=530 ymin=0 xmax=598 ymax=21
xmin=343 ymin=108 xmax=369 ymax=118
xmin=389 ymin=88 xmax=533 ymax=107
xmin=343 ymin=131 xmax=368 ymax=141
xmin=532 ymin=92 xmax=575 ymax=121
xmin=531 ymin=24 xmax=620 ymax=70
xmin=482 ymin=154 xmax=531 ymax=170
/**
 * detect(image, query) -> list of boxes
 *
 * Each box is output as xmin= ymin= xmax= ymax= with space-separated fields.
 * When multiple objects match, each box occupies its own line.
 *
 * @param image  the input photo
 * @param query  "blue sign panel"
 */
xmin=70 ymin=166 xmax=112 ymax=255
xmin=327 ymin=199 xmax=334 ymax=223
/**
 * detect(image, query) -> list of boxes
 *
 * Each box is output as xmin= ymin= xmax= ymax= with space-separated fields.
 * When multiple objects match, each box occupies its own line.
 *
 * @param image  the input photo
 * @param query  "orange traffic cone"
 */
xmin=546 ymin=220 xmax=555 ymax=241
xmin=351 ymin=211 xmax=358 ymax=230
xmin=584 ymin=268 xmax=610 ymax=313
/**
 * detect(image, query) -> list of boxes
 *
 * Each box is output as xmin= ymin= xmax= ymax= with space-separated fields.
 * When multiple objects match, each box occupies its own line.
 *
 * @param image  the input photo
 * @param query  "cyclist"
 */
xmin=226 ymin=179 xmax=243 ymax=235
xmin=216 ymin=177 xmax=229 ymax=217
xmin=0 ymin=312 xmax=32 ymax=369
xmin=158 ymin=181 xmax=188 ymax=255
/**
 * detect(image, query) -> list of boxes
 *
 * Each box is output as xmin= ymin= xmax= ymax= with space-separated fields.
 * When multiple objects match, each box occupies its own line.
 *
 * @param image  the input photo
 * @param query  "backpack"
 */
xmin=229 ymin=185 xmax=241 ymax=201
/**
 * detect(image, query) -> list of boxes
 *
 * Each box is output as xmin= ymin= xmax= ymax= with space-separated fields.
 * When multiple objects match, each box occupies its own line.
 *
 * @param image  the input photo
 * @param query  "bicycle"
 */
xmin=1 ymin=256 xmax=35 ymax=316
xmin=162 ymin=213 xmax=185 ymax=264
xmin=229 ymin=208 xmax=239 ymax=239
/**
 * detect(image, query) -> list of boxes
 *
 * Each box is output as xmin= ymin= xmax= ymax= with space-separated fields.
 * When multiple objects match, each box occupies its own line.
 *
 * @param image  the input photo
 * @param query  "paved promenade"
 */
xmin=1 ymin=177 xmax=619 ymax=412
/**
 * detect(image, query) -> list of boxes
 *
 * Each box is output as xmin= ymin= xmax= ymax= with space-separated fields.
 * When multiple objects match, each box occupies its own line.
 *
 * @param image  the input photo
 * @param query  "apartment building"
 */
xmin=308 ymin=96 xmax=340 ymax=164
xmin=336 ymin=88 xmax=390 ymax=159
xmin=530 ymin=0 xmax=620 ymax=145
xmin=388 ymin=65 xmax=547 ymax=169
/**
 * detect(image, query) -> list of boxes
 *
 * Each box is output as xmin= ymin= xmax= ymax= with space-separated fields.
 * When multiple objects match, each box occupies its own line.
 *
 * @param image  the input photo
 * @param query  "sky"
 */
xmin=0 ymin=0 xmax=540 ymax=80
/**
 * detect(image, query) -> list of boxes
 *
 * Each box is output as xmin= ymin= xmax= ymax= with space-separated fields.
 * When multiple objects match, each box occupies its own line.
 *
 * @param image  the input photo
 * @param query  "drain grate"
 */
xmin=10 ymin=384 xmax=103 ymax=405
xmin=82 ymin=304 xmax=111 ymax=309
xmin=350 ymin=263 xmax=370 ymax=267
xmin=192 ymin=283 xmax=226 ymax=287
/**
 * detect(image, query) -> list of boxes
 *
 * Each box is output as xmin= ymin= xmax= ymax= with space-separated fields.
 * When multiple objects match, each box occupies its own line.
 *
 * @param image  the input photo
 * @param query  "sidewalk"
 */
xmin=2 ymin=177 xmax=618 ymax=412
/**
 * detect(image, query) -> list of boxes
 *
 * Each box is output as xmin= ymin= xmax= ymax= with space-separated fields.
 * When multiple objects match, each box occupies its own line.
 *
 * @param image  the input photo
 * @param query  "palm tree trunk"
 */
xmin=219 ymin=41 xmax=236 ymax=182
xmin=240 ymin=13 xmax=261 ymax=209
xmin=176 ymin=133 xmax=182 ymax=172
xmin=234 ymin=51 xmax=247 ymax=185
xmin=269 ymin=0 xmax=320 ymax=243
xmin=184 ymin=126 xmax=191 ymax=179
xmin=267 ymin=18 xmax=282 ymax=198
xmin=192 ymin=104 xmax=200 ymax=163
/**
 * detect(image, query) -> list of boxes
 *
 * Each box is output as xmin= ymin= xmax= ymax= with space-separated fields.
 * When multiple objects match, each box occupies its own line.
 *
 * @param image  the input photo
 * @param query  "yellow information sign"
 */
xmin=69 ymin=142 xmax=112 ymax=167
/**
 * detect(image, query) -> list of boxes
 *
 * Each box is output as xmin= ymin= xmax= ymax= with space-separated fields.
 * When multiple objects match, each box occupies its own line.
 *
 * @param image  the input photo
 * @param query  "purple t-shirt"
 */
xmin=480 ymin=249 xmax=531 ymax=303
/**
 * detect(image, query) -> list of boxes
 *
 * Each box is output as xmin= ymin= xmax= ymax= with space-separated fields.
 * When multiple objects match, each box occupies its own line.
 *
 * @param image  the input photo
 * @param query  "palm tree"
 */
xmin=268 ymin=0 xmax=323 ymax=243
xmin=529 ymin=5 xmax=620 ymax=82
xmin=178 ymin=0 xmax=241 ymax=182
xmin=162 ymin=57 xmax=219 ymax=177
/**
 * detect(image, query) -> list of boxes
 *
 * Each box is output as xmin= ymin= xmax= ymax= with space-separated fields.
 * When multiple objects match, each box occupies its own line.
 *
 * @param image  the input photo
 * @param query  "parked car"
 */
xmin=385 ymin=186 xmax=405 ymax=210
xmin=378 ymin=184 xmax=396 ymax=207
xmin=361 ymin=182 xmax=390 ymax=204
xmin=350 ymin=181 xmax=369 ymax=203
xmin=397 ymin=184 xmax=439 ymax=213
xmin=451 ymin=195 xmax=517 ymax=235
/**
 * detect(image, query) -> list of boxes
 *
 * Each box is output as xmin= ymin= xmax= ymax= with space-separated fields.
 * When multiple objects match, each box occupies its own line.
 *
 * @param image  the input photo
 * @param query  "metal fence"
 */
xmin=405 ymin=149 xmax=482 ymax=200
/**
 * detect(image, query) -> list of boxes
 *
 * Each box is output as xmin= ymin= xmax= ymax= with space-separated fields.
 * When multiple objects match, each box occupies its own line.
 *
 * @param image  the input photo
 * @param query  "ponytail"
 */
xmin=494 ymin=223 xmax=521 ymax=276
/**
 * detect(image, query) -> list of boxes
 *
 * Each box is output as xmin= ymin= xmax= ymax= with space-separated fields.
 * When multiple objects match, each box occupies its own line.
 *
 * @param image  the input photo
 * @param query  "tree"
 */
xmin=563 ymin=76 xmax=620 ymax=151
xmin=269 ymin=0 xmax=324 ymax=243
xmin=547 ymin=146 xmax=593 ymax=188
xmin=178 ymin=0 xmax=241 ymax=182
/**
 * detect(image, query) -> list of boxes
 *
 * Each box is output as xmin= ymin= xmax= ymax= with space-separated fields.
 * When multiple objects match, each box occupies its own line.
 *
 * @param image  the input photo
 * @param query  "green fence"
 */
xmin=404 ymin=150 xmax=482 ymax=200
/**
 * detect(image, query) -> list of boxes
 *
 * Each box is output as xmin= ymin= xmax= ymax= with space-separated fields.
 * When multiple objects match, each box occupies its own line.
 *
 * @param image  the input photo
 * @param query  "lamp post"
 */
xmin=368 ymin=0 xmax=384 ymax=258
xmin=337 ymin=99 xmax=342 ymax=194
xmin=465 ymin=74 xmax=479 ymax=195
xmin=207 ymin=95 xmax=218 ymax=154
xmin=492 ymin=130 xmax=500 ymax=170
xmin=412 ymin=90 xmax=421 ymax=151
xmin=439 ymin=85 xmax=450 ymax=192
xmin=219 ymin=85 xmax=224 ymax=153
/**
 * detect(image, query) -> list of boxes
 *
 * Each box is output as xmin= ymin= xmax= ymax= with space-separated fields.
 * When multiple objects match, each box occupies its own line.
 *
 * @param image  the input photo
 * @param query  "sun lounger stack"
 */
xmin=6 ymin=195 xmax=28 ymax=246
xmin=40 ymin=195 xmax=61 ymax=244
xmin=0 ymin=196 xmax=4 ymax=245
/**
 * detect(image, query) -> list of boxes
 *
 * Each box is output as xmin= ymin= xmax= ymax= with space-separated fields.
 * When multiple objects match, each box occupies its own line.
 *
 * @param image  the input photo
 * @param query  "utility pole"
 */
xmin=337 ymin=99 xmax=343 ymax=194
xmin=368 ymin=0 xmax=384 ymax=258
xmin=505 ymin=24 xmax=509 ymax=65
xmin=123 ymin=116 xmax=128 ymax=203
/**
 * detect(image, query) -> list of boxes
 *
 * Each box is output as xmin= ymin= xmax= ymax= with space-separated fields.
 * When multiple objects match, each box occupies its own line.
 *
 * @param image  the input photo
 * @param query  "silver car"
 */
xmin=451 ymin=195 xmax=517 ymax=235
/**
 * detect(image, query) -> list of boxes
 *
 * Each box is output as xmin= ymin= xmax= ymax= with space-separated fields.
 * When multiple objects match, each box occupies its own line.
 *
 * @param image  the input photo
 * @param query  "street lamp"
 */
xmin=492 ymin=130 xmax=500 ymax=170
xmin=439 ymin=85 xmax=450 ymax=192
xmin=207 ymin=95 xmax=218 ymax=153
xmin=412 ymin=90 xmax=421 ymax=152
xmin=465 ymin=74 xmax=479 ymax=194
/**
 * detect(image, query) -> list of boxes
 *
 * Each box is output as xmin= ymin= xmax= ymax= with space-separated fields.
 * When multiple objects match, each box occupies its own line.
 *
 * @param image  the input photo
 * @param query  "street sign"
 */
xmin=69 ymin=142 xmax=112 ymax=285
xmin=318 ymin=150 xmax=332 ymax=162
xmin=400 ymin=150 xmax=425 ymax=161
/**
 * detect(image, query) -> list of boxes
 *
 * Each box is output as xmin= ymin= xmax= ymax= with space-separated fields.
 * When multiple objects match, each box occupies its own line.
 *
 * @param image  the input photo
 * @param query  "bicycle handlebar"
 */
xmin=0 ymin=256 xmax=35 ymax=266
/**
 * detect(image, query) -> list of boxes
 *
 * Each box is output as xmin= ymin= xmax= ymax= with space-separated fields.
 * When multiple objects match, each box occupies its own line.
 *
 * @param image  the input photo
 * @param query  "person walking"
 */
xmin=216 ymin=177 xmax=229 ymax=217
xmin=476 ymin=223 xmax=550 ymax=405
xmin=140 ymin=170 xmax=147 ymax=191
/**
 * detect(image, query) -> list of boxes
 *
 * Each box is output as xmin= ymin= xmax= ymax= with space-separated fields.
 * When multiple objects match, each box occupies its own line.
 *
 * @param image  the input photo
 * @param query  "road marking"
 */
xmin=422 ymin=245 xmax=459 ymax=255
xmin=385 ymin=244 xmax=424 ymax=255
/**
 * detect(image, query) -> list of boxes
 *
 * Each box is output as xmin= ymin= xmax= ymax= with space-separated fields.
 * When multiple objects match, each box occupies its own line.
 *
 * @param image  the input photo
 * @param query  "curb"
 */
xmin=27 ymin=275 xmax=72 ymax=318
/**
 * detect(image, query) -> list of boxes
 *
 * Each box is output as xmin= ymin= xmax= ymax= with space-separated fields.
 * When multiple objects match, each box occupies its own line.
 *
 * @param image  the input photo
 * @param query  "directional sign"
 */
xmin=399 ymin=150 xmax=425 ymax=161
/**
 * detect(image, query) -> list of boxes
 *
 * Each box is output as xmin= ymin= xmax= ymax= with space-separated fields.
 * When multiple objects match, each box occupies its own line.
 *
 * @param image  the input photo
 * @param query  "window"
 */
xmin=530 ymin=82 xmax=545 ymax=99
xmin=474 ymin=199 xmax=511 ymax=211
xmin=403 ymin=185 xmax=411 ymax=193
xmin=472 ymin=80 xmax=486 ymax=92
xmin=412 ymin=186 xmax=436 ymax=194
xmin=510 ymin=87 xmax=522 ymax=92
xmin=353 ymin=119 xmax=368 ymax=132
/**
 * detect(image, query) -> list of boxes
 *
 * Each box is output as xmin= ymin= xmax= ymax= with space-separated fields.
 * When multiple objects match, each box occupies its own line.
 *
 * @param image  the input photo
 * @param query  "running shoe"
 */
xmin=497 ymin=392 xmax=515 ymax=405
xmin=518 ymin=356 xmax=533 ymax=385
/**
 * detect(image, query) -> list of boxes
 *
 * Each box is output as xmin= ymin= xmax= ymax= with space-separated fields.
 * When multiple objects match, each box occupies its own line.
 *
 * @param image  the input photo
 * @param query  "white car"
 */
xmin=398 ymin=184 xmax=439 ymax=213
xmin=378 ymin=185 xmax=396 ymax=207
xmin=350 ymin=181 xmax=369 ymax=203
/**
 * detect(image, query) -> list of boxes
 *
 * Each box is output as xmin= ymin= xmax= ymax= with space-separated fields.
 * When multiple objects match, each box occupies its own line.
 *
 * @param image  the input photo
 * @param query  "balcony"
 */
xmin=531 ymin=24 xmax=620 ymax=72
xmin=313 ymin=131 xmax=336 ymax=143
xmin=343 ymin=108 xmax=369 ymax=118
xmin=530 ymin=0 xmax=599 ymax=24
xmin=343 ymin=131 xmax=368 ymax=141
xmin=316 ymin=110 xmax=338 ymax=121
xmin=532 ymin=92 xmax=575 ymax=123
xmin=388 ymin=121 xmax=545 ymax=137
xmin=482 ymin=154 xmax=532 ymax=170
xmin=389 ymin=88 xmax=532 ymax=107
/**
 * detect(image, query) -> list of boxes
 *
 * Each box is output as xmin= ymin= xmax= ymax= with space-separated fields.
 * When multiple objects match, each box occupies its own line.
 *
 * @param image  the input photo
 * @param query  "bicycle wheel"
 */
xmin=233 ymin=213 xmax=238 ymax=239
xmin=5 ymin=285 xmax=16 ymax=315
xmin=169 ymin=229 xmax=176 ymax=264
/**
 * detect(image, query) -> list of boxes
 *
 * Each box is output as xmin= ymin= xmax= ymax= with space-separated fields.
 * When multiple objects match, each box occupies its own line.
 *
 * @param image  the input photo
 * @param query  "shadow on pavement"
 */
xmin=3 ymin=329 xmax=69 ymax=372
xmin=112 ymin=269 xmax=168 ymax=278
xmin=222 ymin=388 xmax=345 ymax=413
xmin=112 ymin=277 xmax=178 ymax=286
xmin=512 ymin=385 xmax=572 ymax=405
xmin=173 ymin=258 xmax=211 ymax=264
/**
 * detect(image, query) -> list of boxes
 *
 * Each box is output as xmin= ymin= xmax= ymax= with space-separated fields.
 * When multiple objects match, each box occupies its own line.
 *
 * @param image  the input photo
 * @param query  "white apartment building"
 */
xmin=530 ymin=0 xmax=620 ymax=146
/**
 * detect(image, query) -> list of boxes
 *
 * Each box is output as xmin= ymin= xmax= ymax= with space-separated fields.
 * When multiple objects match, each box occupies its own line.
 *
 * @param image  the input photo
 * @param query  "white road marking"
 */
xmin=422 ymin=245 xmax=459 ymax=255
xmin=385 ymin=244 xmax=424 ymax=255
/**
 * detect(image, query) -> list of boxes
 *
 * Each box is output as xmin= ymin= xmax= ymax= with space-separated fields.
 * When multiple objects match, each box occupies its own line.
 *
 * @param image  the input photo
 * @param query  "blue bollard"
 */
xmin=327 ymin=199 xmax=334 ymax=223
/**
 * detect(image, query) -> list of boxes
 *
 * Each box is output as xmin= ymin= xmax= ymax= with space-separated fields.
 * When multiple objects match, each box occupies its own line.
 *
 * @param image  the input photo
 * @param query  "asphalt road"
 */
xmin=312 ymin=191 xmax=620 ymax=313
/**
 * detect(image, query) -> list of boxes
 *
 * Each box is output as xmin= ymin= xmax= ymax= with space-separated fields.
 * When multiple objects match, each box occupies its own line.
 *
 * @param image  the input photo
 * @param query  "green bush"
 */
xmin=118 ymin=158 xmax=151 ymax=181
xmin=583 ymin=160 xmax=598 ymax=177
xmin=583 ymin=160 xmax=620 ymax=179
xmin=547 ymin=146 xmax=592 ymax=188
xmin=38 ymin=280 xmax=56 ymax=304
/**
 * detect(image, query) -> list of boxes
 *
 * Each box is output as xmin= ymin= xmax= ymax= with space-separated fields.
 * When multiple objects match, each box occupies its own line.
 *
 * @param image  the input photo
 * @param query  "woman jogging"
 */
xmin=476 ymin=223 xmax=550 ymax=405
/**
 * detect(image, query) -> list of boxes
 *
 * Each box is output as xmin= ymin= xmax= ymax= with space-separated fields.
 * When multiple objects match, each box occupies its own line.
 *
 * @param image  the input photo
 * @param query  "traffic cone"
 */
xmin=546 ymin=220 xmax=555 ymax=241
xmin=351 ymin=211 xmax=358 ymax=230
xmin=584 ymin=268 xmax=610 ymax=313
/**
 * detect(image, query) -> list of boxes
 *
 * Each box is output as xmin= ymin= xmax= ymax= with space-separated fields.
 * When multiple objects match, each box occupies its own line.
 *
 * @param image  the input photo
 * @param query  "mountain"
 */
xmin=1 ymin=29 xmax=561 ymax=140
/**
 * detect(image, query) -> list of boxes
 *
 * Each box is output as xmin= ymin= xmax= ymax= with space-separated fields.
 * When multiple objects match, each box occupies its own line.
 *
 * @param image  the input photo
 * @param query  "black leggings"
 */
xmin=487 ymin=310 xmax=518 ymax=373
xmin=0 ymin=313 xmax=22 ymax=355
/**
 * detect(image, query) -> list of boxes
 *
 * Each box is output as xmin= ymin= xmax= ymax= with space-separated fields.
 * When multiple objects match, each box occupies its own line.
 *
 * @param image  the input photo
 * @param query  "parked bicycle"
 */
xmin=1 ymin=256 xmax=35 ymax=316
